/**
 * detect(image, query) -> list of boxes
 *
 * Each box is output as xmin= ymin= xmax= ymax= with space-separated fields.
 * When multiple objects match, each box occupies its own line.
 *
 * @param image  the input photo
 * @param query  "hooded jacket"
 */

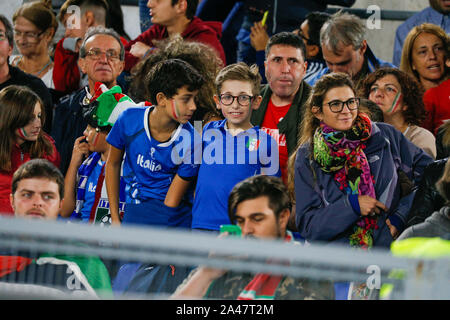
xmin=294 ymin=122 xmax=433 ymax=248
xmin=124 ymin=17 xmax=226 ymax=71
xmin=398 ymin=206 xmax=450 ymax=240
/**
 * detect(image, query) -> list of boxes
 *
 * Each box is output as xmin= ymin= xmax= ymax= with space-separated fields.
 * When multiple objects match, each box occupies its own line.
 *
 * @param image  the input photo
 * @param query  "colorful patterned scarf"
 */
xmin=313 ymin=113 xmax=378 ymax=249
xmin=236 ymin=231 xmax=294 ymax=300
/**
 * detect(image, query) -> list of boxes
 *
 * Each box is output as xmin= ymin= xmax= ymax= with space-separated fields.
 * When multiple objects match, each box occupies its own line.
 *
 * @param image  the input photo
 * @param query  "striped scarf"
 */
xmin=236 ymin=231 xmax=294 ymax=300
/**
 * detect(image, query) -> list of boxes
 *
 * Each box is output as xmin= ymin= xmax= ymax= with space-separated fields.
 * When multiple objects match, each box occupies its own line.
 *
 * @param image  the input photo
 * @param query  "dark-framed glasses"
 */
xmin=85 ymin=48 xmax=121 ymax=61
xmin=219 ymin=94 xmax=254 ymax=106
xmin=323 ymin=97 xmax=360 ymax=113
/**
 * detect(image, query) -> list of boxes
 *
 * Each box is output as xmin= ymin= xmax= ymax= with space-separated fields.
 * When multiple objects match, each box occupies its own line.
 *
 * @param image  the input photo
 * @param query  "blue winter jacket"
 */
xmin=294 ymin=122 xmax=433 ymax=248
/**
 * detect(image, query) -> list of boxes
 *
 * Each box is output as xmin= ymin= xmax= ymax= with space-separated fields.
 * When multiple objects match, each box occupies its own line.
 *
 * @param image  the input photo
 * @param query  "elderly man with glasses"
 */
xmin=51 ymin=26 xmax=126 ymax=176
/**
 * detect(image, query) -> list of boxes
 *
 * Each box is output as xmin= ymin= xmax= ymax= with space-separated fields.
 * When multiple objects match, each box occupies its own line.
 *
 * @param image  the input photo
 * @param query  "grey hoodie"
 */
xmin=398 ymin=206 xmax=450 ymax=240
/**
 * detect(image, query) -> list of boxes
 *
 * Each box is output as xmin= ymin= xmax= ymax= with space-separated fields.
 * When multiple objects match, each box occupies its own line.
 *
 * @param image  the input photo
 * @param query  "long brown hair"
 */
xmin=13 ymin=0 xmax=58 ymax=40
xmin=0 ymin=85 xmax=54 ymax=171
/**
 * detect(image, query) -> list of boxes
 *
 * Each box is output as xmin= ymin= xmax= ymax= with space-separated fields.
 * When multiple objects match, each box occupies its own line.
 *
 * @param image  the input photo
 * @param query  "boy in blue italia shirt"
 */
xmin=192 ymin=63 xmax=280 ymax=231
xmin=105 ymin=59 xmax=204 ymax=227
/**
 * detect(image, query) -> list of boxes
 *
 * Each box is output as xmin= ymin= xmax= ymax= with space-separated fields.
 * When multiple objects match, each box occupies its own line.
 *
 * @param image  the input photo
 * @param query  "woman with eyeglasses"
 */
xmin=11 ymin=0 xmax=58 ymax=89
xmin=0 ymin=85 xmax=60 ymax=215
xmin=359 ymin=67 xmax=436 ymax=159
xmin=291 ymin=73 xmax=432 ymax=249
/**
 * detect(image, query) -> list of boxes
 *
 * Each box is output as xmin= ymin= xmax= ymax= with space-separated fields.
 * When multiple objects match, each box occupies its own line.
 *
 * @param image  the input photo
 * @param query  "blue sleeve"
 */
xmin=294 ymin=149 xmax=360 ymax=242
xmin=388 ymin=190 xmax=416 ymax=232
xmin=176 ymin=126 xmax=201 ymax=180
xmin=260 ymin=132 xmax=280 ymax=177
xmin=106 ymin=111 xmax=126 ymax=150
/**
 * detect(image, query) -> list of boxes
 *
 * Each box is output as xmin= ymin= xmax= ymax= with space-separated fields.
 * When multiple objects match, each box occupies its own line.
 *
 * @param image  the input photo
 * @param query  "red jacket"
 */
xmin=422 ymin=79 xmax=450 ymax=135
xmin=124 ymin=17 xmax=226 ymax=72
xmin=0 ymin=134 xmax=61 ymax=215
xmin=53 ymin=36 xmax=129 ymax=94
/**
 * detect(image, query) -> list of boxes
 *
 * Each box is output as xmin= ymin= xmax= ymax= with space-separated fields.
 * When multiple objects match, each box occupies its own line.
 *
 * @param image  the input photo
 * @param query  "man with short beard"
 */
xmin=250 ymin=32 xmax=310 ymax=185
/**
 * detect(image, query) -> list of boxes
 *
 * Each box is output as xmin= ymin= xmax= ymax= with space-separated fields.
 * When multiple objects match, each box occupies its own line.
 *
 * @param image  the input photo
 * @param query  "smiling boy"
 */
xmin=105 ymin=58 xmax=204 ymax=227
xmin=191 ymin=63 xmax=280 ymax=231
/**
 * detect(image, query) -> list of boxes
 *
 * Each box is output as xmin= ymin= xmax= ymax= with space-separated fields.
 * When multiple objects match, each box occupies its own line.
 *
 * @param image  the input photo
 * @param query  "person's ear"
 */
xmin=308 ymin=45 xmax=319 ymax=59
xmin=359 ymin=39 xmax=367 ymax=56
xmin=251 ymin=95 xmax=263 ymax=110
xmin=278 ymin=208 xmax=290 ymax=232
xmin=78 ymin=57 xmax=86 ymax=74
xmin=10 ymin=193 xmax=14 ymax=212
xmin=311 ymin=106 xmax=323 ymax=120
xmin=213 ymin=95 xmax=221 ymax=110
xmin=175 ymin=0 xmax=188 ymax=15
xmin=85 ymin=11 xmax=96 ymax=27
xmin=156 ymin=92 xmax=168 ymax=106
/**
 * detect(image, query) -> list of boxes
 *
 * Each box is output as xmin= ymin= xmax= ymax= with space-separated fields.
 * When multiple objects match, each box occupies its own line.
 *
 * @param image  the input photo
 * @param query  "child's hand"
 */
xmin=71 ymin=136 xmax=89 ymax=166
xmin=250 ymin=22 xmax=269 ymax=51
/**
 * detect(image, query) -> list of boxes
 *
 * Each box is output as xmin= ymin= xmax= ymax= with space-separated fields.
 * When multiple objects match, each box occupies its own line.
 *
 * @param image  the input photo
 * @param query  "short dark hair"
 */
xmin=12 ymin=159 xmax=64 ymax=200
xmin=360 ymin=98 xmax=384 ymax=122
xmin=304 ymin=12 xmax=330 ymax=47
xmin=228 ymin=175 xmax=292 ymax=224
xmin=265 ymin=31 xmax=306 ymax=62
xmin=59 ymin=0 xmax=108 ymax=23
xmin=145 ymin=58 xmax=205 ymax=105
xmin=79 ymin=26 xmax=125 ymax=60
xmin=172 ymin=0 xmax=199 ymax=20
xmin=0 ymin=14 xmax=14 ymax=46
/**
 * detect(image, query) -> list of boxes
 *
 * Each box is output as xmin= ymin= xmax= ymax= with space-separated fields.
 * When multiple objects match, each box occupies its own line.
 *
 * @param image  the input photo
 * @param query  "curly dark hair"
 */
xmin=358 ymin=67 xmax=426 ymax=126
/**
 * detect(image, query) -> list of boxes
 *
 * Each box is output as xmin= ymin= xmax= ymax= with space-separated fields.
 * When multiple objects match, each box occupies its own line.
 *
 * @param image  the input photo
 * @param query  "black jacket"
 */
xmin=251 ymin=81 xmax=311 ymax=156
xmin=50 ymin=88 xmax=89 ymax=175
xmin=407 ymin=158 xmax=448 ymax=227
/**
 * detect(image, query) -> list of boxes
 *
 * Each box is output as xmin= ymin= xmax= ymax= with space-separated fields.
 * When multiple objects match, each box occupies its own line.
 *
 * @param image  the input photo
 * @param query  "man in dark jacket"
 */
xmin=51 ymin=26 xmax=125 ymax=175
xmin=250 ymin=32 xmax=310 ymax=185
xmin=124 ymin=0 xmax=226 ymax=71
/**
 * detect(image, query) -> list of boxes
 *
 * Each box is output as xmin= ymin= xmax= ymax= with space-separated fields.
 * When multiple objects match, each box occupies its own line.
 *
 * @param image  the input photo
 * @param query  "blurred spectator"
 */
xmin=237 ymin=0 xmax=355 ymax=71
xmin=359 ymin=67 xmax=436 ymax=158
xmin=436 ymin=121 xmax=450 ymax=159
xmin=124 ymin=0 xmax=226 ymax=72
xmin=406 ymin=157 xmax=448 ymax=228
xmin=51 ymin=26 xmax=125 ymax=176
xmin=0 ymin=85 xmax=60 ymax=215
xmin=399 ymin=158 xmax=450 ymax=239
xmin=0 ymin=15 xmax=53 ymax=134
xmin=393 ymin=0 xmax=450 ymax=67
xmin=128 ymin=35 xmax=223 ymax=124
xmin=11 ymin=0 xmax=58 ymax=90
xmin=399 ymin=23 xmax=448 ymax=92
xmin=172 ymin=175 xmax=335 ymax=300
xmin=308 ymin=12 xmax=394 ymax=88
xmin=105 ymin=0 xmax=131 ymax=42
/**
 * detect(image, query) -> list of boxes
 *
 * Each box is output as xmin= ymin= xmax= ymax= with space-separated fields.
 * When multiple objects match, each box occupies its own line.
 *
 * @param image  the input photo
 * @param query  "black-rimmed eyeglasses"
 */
xmin=323 ymin=97 xmax=360 ymax=113
xmin=219 ymin=94 xmax=254 ymax=106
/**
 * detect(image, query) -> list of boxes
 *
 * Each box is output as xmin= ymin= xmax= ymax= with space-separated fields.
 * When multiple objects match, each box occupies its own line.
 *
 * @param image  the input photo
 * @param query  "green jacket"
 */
xmin=251 ymin=81 xmax=311 ymax=156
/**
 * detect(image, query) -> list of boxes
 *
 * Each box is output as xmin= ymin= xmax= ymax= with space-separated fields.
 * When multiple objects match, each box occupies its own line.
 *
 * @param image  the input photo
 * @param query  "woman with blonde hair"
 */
xmin=399 ymin=23 xmax=449 ymax=92
xmin=0 ymin=85 xmax=60 ymax=215
xmin=293 ymin=73 xmax=432 ymax=249
xmin=11 ymin=0 xmax=58 ymax=89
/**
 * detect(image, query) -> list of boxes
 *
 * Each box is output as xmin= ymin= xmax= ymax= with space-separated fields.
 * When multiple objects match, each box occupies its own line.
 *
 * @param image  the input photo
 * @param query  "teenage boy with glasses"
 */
xmin=190 ymin=62 xmax=280 ymax=232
